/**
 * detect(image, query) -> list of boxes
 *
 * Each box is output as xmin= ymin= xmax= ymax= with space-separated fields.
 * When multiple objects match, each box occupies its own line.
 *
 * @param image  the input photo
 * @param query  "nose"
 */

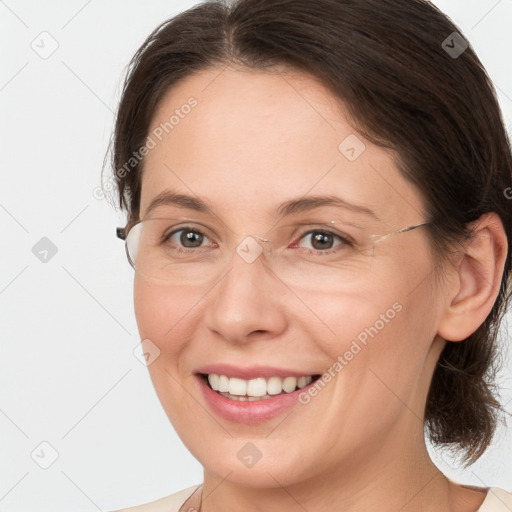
xmin=203 ymin=240 xmax=289 ymax=345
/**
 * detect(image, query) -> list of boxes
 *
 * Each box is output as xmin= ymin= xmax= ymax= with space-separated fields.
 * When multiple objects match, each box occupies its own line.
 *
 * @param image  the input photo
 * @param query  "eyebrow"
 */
xmin=143 ymin=190 xmax=379 ymax=220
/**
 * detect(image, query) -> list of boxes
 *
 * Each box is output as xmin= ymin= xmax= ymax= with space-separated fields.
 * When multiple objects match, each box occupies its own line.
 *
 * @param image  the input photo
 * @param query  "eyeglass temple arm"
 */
xmin=374 ymin=221 xmax=431 ymax=242
xmin=116 ymin=227 xmax=127 ymax=240
xmin=117 ymin=218 xmax=141 ymax=241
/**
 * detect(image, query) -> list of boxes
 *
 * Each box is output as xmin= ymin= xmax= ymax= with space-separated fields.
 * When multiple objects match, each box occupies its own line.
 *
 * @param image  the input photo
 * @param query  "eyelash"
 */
xmin=163 ymin=226 xmax=354 ymax=255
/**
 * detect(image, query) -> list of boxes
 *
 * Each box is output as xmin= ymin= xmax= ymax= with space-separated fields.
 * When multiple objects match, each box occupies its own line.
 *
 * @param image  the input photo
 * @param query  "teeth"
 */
xmin=218 ymin=374 xmax=229 ymax=392
xmin=282 ymin=376 xmax=297 ymax=393
xmin=267 ymin=376 xmax=283 ymax=395
xmin=247 ymin=377 xmax=267 ymax=397
xmin=218 ymin=392 xmax=273 ymax=401
xmin=207 ymin=373 xmax=313 ymax=398
xmin=228 ymin=377 xmax=247 ymax=396
xmin=208 ymin=373 xmax=219 ymax=390
xmin=297 ymin=376 xmax=309 ymax=388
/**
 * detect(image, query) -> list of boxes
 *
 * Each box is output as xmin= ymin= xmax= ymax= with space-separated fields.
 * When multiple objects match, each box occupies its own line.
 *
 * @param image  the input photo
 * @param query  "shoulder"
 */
xmin=108 ymin=484 xmax=201 ymax=512
xmin=479 ymin=487 xmax=512 ymax=511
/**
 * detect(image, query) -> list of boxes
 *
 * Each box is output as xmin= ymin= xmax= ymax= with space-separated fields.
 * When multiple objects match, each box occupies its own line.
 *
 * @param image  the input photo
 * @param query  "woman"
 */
xmin=107 ymin=0 xmax=512 ymax=510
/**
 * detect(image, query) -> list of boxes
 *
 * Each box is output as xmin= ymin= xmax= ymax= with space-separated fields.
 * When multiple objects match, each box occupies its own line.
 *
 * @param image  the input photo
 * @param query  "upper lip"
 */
xmin=195 ymin=364 xmax=319 ymax=380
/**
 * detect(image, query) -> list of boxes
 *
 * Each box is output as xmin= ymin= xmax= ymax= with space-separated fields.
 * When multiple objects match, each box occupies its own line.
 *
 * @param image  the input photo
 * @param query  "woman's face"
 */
xmin=134 ymin=65 xmax=447 ymax=487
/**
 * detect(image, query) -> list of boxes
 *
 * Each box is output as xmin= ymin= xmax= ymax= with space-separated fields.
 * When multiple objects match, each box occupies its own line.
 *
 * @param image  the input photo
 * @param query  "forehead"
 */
xmin=139 ymin=65 xmax=426 ymax=226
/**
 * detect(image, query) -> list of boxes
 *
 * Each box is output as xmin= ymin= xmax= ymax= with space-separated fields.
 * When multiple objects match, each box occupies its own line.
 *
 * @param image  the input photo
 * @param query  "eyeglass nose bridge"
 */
xmin=239 ymin=233 xmax=272 ymax=243
xmin=234 ymin=232 xmax=274 ymax=265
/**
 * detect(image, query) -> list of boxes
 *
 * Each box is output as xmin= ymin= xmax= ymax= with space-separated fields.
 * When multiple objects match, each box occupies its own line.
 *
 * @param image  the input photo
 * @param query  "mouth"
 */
xmin=193 ymin=364 xmax=325 ymax=424
xmin=198 ymin=372 xmax=322 ymax=402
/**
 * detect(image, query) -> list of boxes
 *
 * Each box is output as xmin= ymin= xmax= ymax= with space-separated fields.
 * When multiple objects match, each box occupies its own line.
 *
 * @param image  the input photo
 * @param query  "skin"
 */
xmin=132 ymin=65 xmax=507 ymax=511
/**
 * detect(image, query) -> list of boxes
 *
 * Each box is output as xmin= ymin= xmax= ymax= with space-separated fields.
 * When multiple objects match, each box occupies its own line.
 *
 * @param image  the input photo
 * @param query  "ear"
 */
xmin=437 ymin=212 xmax=508 ymax=342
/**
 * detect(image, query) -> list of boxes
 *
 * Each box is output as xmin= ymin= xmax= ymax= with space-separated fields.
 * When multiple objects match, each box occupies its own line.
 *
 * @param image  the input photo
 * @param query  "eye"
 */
xmin=165 ymin=227 xmax=212 ymax=250
xmin=294 ymin=230 xmax=351 ymax=252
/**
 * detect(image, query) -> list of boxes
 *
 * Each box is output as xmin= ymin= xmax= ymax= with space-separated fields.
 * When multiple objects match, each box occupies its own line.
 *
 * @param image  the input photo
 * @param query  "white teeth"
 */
xmin=297 ymin=376 xmax=312 ymax=388
xmin=207 ymin=374 xmax=219 ymax=390
xmin=267 ymin=376 xmax=283 ymax=395
xmin=206 ymin=373 xmax=315 ymax=398
xmin=218 ymin=392 xmax=273 ymax=401
xmin=247 ymin=377 xmax=267 ymax=397
xmin=218 ymin=375 xmax=229 ymax=392
xmin=228 ymin=377 xmax=247 ymax=396
xmin=282 ymin=376 xmax=297 ymax=393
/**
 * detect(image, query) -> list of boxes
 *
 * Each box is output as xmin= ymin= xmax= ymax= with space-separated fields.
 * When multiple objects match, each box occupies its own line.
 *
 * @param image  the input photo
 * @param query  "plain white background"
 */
xmin=1 ymin=0 xmax=511 ymax=510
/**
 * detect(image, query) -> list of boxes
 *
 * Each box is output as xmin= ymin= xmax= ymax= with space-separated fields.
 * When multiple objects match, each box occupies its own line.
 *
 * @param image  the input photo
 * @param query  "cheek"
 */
xmin=303 ymin=281 xmax=438 ymax=458
xmin=311 ymin=247 xmax=440 ymax=395
xmin=133 ymin=277 xmax=202 ymax=429
xmin=300 ymin=269 xmax=437 ymax=365
xmin=133 ymin=277 xmax=200 ymax=349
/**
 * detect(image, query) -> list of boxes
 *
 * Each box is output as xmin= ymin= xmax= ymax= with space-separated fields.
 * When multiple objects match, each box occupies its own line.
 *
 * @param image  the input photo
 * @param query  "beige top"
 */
xmin=110 ymin=484 xmax=512 ymax=511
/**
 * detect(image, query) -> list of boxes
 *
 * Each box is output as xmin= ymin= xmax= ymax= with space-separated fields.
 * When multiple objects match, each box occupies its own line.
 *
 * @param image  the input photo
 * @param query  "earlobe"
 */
xmin=437 ymin=212 xmax=508 ymax=342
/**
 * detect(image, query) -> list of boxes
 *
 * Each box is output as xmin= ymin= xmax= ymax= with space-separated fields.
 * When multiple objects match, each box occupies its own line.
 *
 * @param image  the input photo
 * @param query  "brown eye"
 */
xmin=296 ymin=230 xmax=350 ymax=252
xmin=179 ymin=230 xmax=205 ymax=248
xmin=310 ymin=232 xmax=335 ymax=250
xmin=165 ymin=228 xmax=210 ymax=250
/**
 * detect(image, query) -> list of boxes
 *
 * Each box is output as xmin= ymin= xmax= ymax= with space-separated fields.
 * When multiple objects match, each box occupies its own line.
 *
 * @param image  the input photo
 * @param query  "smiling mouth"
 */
xmin=199 ymin=373 xmax=322 ymax=401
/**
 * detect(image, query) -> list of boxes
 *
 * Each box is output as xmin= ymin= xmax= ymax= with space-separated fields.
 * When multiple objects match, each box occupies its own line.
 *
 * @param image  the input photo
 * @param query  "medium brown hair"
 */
xmin=107 ymin=0 xmax=512 ymax=465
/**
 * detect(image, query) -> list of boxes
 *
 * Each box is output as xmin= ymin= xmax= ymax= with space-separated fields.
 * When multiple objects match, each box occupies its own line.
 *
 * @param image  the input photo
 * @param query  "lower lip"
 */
xmin=195 ymin=374 xmax=318 ymax=425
